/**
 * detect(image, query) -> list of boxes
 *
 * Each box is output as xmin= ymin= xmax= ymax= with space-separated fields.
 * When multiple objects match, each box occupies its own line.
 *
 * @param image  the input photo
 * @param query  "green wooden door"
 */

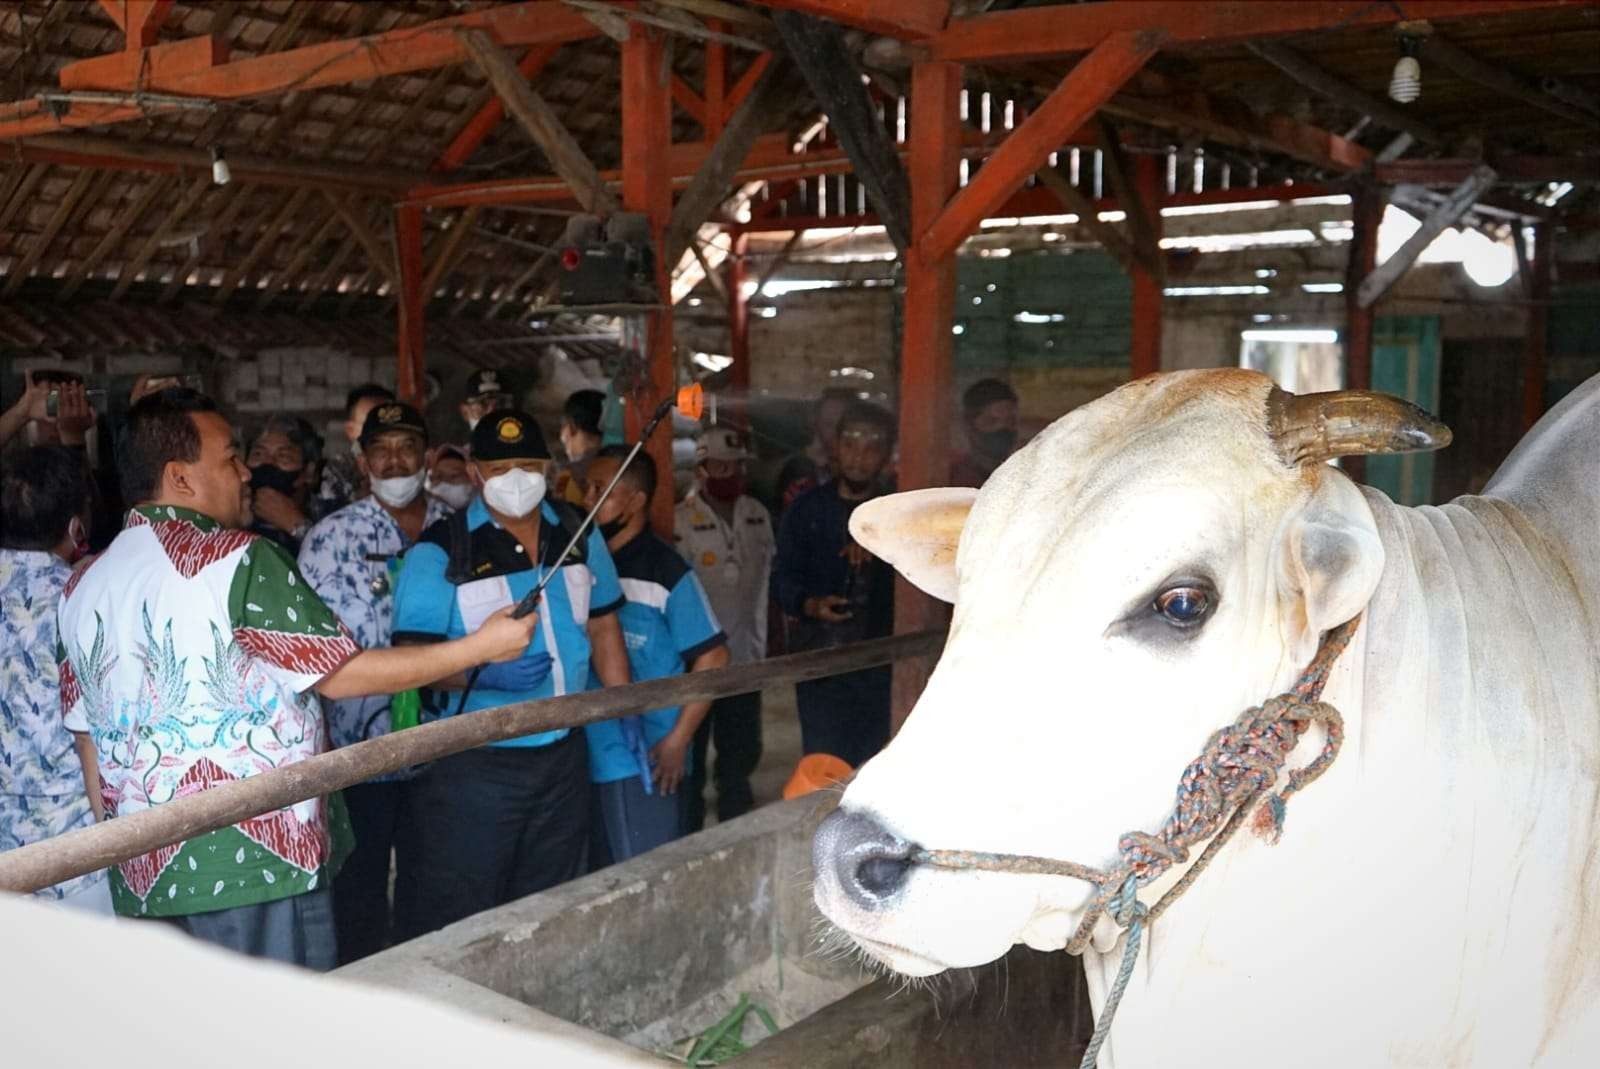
xmin=1367 ymin=315 xmax=1441 ymax=505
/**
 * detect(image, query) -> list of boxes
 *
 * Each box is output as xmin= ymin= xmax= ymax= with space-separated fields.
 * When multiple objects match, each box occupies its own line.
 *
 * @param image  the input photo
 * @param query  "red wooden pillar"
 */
xmin=395 ymin=204 xmax=426 ymax=407
xmin=1129 ymin=154 xmax=1164 ymax=378
xmin=727 ymin=229 xmax=751 ymax=427
xmin=621 ymin=28 xmax=676 ymax=537
xmin=891 ymin=60 xmax=963 ymax=733
xmin=1522 ymin=222 xmax=1552 ymax=431
xmin=1342 ymin=185 xmax=1383 ymax=483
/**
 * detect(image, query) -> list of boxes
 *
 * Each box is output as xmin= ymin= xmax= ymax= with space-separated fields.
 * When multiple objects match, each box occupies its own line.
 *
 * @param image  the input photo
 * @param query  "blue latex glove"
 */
xmin=476 ymin=653 xmax=553 ymax=692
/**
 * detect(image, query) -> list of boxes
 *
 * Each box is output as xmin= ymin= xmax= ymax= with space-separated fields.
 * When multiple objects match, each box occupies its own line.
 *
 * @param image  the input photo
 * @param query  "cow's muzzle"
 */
xmin=814 ymin=808 xmax=916 ymax=907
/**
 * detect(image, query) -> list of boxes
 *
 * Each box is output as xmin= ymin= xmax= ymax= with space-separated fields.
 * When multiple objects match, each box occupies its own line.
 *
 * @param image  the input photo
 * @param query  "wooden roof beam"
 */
xmin=750 ymin=1 xmax=949 ymax=40
xmin=0 ymin=3 xmax=605 ymax=142
xmin=772 ymin=11 xmax=911 ymax=251
xmin=928 ymin=0 xmax=1594 ymax=64
xmin=97 ymin=0 xmax=175 ymax=50
xmin=423 ymin=206 xmax=485 ymax=296
xmin=1376 ymin=156 xmax=1600 ymax=184
xmin=434 ymin=46 xmax=560 ymax=173
xmin=214 ymin=187 xmax=312 ymax=305
xmin=666 ymin=56 xmax=788 ymax=264
xmin=254 ymin=210 xmax=342 ymax=312
xmin=1419 ymin=32 xmax=1599 ymax=130
xmin=1358 ymin=164 xmax=1496 ymax=307
xmin=1031 ymin=164 xmax=1147 ymax=277
xmin=920 ymin=30 xmax=1160 ymax=262
xmin=108 ymin=174 xmax=210 ymax=301
xmin=2 ymin=168 xmax=100 ymax=297
xmin=326 ymin=192 xmax=401 ymax=292
xmin=14 ymin=133 xmax=417 ymax=192
xmin=58 ymin=174 xmax=174 ymax=301
xmin=1247 ymin=40 xmax=1443 ymax=146
xmin=457 ymin=29 xmax=619 ymax=215
xmin=156 ymin=183 xmax=252 ymax=303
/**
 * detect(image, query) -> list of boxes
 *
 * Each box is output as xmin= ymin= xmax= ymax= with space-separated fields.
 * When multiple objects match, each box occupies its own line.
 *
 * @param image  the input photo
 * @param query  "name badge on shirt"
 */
xmin=457 ymin=575 xmax=514 ymax=633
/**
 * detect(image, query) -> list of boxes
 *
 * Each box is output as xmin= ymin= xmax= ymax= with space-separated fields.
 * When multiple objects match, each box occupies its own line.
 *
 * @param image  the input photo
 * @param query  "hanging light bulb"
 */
xmin=1389 ymin=37 xmax=1423 ymax=104
xmin=211 ymin=146 xmax=231 ymax=186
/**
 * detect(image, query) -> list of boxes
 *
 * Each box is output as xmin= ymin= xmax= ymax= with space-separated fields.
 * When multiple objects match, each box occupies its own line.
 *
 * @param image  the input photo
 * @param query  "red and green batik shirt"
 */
xmin=58 ymin=505 xmax=359 ymax=917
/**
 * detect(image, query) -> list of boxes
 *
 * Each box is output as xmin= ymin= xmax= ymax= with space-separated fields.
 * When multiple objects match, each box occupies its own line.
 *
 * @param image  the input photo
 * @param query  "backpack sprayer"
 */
xmin=509 ymin=382 xmax=704 ymax=620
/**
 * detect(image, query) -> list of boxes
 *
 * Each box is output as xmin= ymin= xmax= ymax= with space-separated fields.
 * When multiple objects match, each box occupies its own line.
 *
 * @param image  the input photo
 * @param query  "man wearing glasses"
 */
xmin=771 ymin=401 xmax=898 ymax=770
xmin=391 ymin=409 xmax=632 ymax=937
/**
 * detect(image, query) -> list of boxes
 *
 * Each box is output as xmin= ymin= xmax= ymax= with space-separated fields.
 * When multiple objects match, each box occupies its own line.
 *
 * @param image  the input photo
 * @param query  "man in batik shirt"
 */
xmin=298 ymin=401 xmax=452 ymax=963
xmin=57 ymin=389 xmax=537 ymax=968
xmin=0 ymin=445 xmax=109 ymax=911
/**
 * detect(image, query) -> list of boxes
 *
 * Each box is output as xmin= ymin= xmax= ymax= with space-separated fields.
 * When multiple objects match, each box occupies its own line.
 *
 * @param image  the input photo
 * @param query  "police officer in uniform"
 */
xmin=675 ymin=428 xmax=774 ymax=828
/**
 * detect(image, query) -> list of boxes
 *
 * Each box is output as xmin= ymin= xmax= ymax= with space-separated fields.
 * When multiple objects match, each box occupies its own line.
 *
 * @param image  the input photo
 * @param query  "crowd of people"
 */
xmin=0 ymin=368 xmax=1022 ymax=970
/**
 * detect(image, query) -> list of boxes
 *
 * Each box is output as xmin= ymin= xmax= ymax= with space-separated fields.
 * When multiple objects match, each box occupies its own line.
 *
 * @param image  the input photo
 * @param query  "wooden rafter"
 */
xmin=156 ymin=184 xmax=254 ymax=303
xmin=927 ymin=0 xmax=1589 ymax=64
xmin=921 ymin=31 xmax=1160 ymax=262
xmin=772 ymin=11 xmax=911 ymax=251
xmin=1032 ymin=165 xmax=1146 ymax=277
xmin=254 ymin=210 xmax=341 ymax=312
xmin=750 ymin=1 xmax=948 ymax=39
xmin=58 ymin=173 xmax=173 ymax=300
xmin=2 ymin=168 xmax=101 ymax=297
xmin=327 ymin=192 xmax=401 ymax=291
xmin=0 ymin=165 xmax=51 ymax=236
xmin=1358 ymin=165 xmax=1497 ymax=307
xmin=434 ymin=46 xmax=560 ymax=173
xmin=1420 ymin=33 xmax=1598 ymax=130
xmin=665 ymin=57 xmax=786 ymax=264
xmin=1 ymin=4 xmax=604 ymax=142
xmin=296 ymin=234 xmax=361 ymax=312
xmin=96 ymin=0 xmax=175 ymax=49
xmin=1246 ymin=40 xmax=1442 ymax=146
xmin=723 ymin=53 xmax=772 ymax=123
xmin=423 ymin=206 xmax=485 ymax=296
xmin=1095 ymin=118 xmax=1163 ymax=282
xmin=213 ymin=187 xmax=311 ymax=305
xmin=457 ymin=29 xmax=620 ymax=215
xmin=108 ymin=174 xmax=210 ymax=301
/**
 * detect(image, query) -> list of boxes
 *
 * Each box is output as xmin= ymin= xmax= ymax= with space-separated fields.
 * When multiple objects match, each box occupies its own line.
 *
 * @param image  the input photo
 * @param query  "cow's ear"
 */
xmin=849 ymin=488 xmax=978 ymax=603
xmin=1284 ymin=471 xmax=1385 ymax=637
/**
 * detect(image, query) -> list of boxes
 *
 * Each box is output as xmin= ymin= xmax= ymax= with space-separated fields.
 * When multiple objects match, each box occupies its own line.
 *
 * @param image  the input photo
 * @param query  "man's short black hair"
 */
xmin=962 ymin=378 xmax=1018 ymax=419
xmin=563 ymin=390 xmax=606 ymax=437
xmin=2 ymin=445 xmax=91 ymax=551
xmin=120 ymin=388 xmax=220 ymax=505
xmin=345 ymin=383 xmax=395 ymax=418
xmin=596 ymin=443 xmax=656 ymax=502
xmin=835 ymin=400 xmax=896 ymax=447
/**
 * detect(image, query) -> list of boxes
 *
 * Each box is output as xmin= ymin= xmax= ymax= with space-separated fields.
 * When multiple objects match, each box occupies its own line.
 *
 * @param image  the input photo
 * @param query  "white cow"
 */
xmin=813 ymin=369 xmax=1600 ymax=1067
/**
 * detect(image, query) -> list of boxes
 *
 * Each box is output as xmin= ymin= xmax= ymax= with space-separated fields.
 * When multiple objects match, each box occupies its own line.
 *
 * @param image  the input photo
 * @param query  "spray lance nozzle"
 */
xmin=510 ymin=383 xmax=704 ymax=620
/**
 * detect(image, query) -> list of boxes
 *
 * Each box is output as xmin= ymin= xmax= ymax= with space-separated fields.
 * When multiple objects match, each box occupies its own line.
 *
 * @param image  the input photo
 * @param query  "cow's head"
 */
xmin=813 ymin=369 xmax=1449 ymax=976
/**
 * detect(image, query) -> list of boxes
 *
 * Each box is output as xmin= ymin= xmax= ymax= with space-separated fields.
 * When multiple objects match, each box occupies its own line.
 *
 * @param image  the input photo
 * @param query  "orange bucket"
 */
xmin=782 ymin=753 xmax=854 ymax=800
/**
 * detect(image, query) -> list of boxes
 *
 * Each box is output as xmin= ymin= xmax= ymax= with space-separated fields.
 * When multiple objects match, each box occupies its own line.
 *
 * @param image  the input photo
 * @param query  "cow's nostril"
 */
xmin=856 ymin=853 xmax=912 ymax=898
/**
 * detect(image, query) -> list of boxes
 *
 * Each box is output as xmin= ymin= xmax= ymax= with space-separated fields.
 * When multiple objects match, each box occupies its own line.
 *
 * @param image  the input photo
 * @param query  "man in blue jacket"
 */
xmin=582 ymin=447 xmax=729 ymax=865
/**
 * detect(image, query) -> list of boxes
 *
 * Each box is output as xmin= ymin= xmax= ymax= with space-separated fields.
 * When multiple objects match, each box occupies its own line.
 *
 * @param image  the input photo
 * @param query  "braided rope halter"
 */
xmin=911 ymin=615 xmax=1361 ymax=1069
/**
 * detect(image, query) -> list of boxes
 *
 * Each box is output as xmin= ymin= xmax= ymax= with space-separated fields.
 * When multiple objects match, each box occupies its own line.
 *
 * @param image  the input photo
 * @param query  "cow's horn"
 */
xmin=1266 ymin=387 xmax=1452 ymax=467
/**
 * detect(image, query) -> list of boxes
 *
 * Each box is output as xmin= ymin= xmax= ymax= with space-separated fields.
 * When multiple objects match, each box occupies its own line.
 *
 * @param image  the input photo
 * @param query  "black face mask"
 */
xmin=249 ymin=464 xmax=300 ymax=496
xmin=598 ymin=516 xmax=628 ymax=540
xmin=972 ymin=428 xmax=1017 ymax=460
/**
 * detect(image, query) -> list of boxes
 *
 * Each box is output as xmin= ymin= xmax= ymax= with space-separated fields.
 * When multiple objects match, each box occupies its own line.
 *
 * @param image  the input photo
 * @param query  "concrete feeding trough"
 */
xmin=339 ymin=796 xmax=1092 ymax=1066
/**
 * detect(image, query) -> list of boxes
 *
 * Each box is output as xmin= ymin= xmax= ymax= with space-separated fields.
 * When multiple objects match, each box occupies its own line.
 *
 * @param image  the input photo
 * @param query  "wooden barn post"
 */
xmin=891 ymin=59 xmax=963 ymax=732
xmin=395 ymin=203 xmax=427 ymax=407
xmin=622 ymin=27 xmax=677 ymax=537
xmin=1130 ymin=153 xmax=1165 ymax=377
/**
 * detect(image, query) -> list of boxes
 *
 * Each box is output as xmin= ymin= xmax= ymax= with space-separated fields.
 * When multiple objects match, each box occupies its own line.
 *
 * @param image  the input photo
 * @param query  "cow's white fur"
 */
xmin=816 ymin=369 xmax=1600 ymax=1067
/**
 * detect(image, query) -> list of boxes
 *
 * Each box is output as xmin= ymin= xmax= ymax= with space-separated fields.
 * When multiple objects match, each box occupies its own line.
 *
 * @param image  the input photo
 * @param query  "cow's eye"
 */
xmin=1154 ymin=586 xmax=1211 ymax=627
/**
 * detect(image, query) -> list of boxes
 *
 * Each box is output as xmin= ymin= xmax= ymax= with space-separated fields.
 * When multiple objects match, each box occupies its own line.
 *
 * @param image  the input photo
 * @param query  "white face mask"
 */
xmin=465 ymin=416 xmax=480 ymax=432
xmin=370 ymin=470 xmax=425 ymax=508
xmin=426 ymin=476 xmax=474 ymax=510
xmin=482 ymin=468 xmax=546 ymax=518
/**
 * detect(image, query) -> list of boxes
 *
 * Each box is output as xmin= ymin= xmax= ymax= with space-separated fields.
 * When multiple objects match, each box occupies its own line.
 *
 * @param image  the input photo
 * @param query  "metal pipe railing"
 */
xmin=0 ymin=630 xmax=945 ymax=895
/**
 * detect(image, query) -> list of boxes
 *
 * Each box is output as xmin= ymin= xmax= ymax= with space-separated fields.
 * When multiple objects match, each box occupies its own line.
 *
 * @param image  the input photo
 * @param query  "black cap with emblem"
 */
xmin=359 ymin=401 xmax=429 ymax=446
xmin=470 ymin=408 xmax=551 ymax=461
xmin=465 ymin=368 xmax=510 ymax=401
